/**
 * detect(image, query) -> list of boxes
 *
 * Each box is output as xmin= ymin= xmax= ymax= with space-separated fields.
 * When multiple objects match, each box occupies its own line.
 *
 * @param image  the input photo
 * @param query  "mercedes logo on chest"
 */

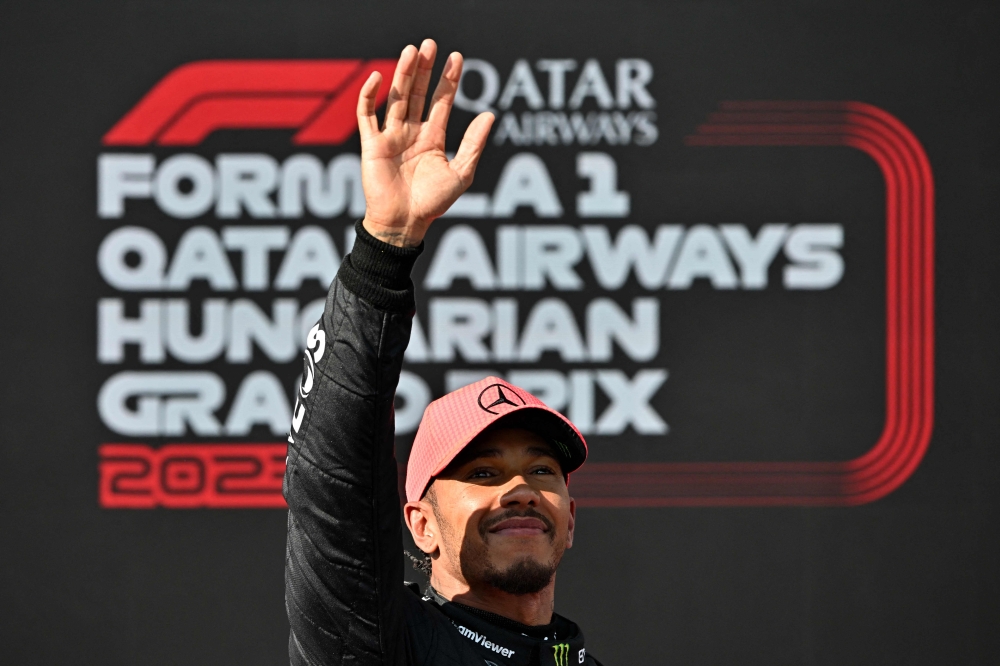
xmin=477 ymin=383 xmax=526 ymax=414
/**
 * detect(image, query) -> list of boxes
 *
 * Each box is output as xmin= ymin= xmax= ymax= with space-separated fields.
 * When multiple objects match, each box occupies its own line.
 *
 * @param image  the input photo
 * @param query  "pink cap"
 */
xmin=404 ymin=376 xmax=588 ymax=502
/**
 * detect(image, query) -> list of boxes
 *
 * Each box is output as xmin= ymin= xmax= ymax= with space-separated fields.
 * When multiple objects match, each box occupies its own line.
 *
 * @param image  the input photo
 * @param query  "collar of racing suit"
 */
xmin=422 ymin=585 xmax=587 ymax=666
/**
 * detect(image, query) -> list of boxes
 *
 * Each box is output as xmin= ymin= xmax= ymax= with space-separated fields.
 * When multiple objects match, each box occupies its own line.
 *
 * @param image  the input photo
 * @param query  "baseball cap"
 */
xmin=404 ymin=376 xmax=588 ymax=502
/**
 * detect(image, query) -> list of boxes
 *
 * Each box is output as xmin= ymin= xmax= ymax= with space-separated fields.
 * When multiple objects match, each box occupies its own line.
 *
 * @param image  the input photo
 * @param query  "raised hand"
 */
xmin=357 ymin=39 xmax=494 ymax=248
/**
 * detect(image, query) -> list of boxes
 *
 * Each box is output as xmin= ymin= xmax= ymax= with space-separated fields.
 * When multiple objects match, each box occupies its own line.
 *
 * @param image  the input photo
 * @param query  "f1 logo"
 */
xmin=102 ymin=59 xmax=397 ymax=146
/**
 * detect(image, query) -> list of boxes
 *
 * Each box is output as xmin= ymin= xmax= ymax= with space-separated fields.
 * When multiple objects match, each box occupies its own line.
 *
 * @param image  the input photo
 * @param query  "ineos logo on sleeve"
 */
xmin=477 ymin=384 xmax=526 ymax=414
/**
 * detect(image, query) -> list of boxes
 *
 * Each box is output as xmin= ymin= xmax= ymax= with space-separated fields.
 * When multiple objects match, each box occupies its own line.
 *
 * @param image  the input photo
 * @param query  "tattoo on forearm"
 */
xmin=367 ymin=227 xmax=422 ymax=248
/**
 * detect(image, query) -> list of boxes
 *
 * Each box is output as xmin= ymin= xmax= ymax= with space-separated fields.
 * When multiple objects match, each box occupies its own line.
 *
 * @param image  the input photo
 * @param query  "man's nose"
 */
xmin=499 ymin=477 xmax=541 ymax=507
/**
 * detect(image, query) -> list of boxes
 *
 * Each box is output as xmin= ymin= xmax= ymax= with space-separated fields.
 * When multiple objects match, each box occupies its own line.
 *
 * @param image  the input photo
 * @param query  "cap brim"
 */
xmin=483 ymin=407 xmax=588 ymax=475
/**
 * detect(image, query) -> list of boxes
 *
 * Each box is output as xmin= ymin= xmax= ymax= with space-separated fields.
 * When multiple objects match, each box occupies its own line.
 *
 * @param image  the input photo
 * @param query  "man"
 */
xmin=284 ymin=39 xmax=601 ymax=666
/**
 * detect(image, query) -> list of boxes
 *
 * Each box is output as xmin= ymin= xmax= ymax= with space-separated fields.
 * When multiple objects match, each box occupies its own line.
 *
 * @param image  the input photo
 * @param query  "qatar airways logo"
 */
xmin=450 ymin=58 xmax=659 ymax=146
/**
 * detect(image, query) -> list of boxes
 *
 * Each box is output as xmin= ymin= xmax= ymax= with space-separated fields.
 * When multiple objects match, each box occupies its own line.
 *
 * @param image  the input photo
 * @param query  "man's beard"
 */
xmin=479 ymin=555 xmax=557 ymax=595
xmin=454 ymin=507 xmax=564 ymax=596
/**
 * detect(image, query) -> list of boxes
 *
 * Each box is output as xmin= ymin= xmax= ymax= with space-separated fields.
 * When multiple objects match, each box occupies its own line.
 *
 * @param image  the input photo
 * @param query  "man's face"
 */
xmin=415 ymin=427 xmax=576 ymax=595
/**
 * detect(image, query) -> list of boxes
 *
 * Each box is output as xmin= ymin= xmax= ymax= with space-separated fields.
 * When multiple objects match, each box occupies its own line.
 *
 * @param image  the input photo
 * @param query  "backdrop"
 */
xmin=2 ymin=1 xmax=998 ymax=663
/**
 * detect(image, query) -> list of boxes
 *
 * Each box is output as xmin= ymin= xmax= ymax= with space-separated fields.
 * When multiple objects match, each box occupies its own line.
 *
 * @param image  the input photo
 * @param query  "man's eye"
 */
xmin=531 ymin=466 xmax=556 ymax=475
xmin=468 ymin=468 xmax=497 ymax=479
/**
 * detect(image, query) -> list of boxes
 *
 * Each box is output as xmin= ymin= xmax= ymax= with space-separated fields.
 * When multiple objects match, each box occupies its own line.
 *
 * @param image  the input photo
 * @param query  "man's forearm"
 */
xmin=284 ymin=220 xmax=421 ymax=666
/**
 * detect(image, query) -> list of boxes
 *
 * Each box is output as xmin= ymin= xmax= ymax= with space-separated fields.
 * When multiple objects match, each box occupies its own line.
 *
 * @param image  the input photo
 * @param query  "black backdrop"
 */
xmin=2 ymin=1 xmax=999 ymax=663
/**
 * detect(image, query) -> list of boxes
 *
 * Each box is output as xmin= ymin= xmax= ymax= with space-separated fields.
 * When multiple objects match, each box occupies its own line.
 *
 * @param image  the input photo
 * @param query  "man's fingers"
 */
xmin=450 ymin=112 xmax=495 ymax=184
xmin=356 ymin=71 xmax=382 ymax=140
xmin=427 ymin=52 xmax=463 ymax=132
xmin=407 ymin=39 xmax=437 ymax=123
xmin=384 ymin=44 xmax=419 ymax=128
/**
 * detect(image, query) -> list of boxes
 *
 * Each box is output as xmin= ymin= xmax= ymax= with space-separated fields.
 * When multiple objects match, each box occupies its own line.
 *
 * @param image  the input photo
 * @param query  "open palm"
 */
xmin=358 ymin=40 xmax=494 ymax=247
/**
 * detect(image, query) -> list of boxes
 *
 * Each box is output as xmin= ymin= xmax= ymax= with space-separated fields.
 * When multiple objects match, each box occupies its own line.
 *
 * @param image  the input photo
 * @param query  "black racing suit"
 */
xmin=283 ymin=221 xmax=602 ymax=666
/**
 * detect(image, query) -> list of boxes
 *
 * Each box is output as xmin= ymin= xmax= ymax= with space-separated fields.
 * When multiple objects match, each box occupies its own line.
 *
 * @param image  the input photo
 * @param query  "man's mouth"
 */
xmin=487 ymin=516 xmax=550 ymax=537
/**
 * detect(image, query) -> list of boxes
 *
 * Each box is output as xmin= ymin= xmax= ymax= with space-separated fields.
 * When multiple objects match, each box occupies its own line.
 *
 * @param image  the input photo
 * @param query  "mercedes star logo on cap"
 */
xmin=477 ymin=383 xmax=526 ymax=414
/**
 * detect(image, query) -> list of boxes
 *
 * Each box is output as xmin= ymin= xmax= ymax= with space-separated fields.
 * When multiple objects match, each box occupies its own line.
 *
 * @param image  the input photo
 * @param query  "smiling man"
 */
xmin=283 ymin=39 xmax=601 ymax=666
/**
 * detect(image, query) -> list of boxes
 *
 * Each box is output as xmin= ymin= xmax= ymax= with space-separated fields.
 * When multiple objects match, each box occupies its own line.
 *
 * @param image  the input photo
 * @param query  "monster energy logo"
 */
xmin=552 ymin=643 xmax=570 ymax=666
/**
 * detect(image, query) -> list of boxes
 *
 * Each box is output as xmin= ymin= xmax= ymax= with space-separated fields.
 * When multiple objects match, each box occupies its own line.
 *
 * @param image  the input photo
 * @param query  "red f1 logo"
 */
xmin=102 ymin=59 xmax=397 ymax=146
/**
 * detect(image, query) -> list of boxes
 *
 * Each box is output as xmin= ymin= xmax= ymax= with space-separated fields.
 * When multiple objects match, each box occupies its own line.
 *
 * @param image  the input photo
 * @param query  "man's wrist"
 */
xmin=362 ymin=216 xmax=425 ymax=248
xmin=337 ymin=219 xmax=424 ymax=312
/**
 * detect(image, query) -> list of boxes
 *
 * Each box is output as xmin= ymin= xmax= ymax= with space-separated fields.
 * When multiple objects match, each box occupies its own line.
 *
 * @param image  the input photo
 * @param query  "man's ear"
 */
xmin=403 ymin=499 xmax=440 ymax=556
xmin=565 ymin=497 xmax=577 ymax=549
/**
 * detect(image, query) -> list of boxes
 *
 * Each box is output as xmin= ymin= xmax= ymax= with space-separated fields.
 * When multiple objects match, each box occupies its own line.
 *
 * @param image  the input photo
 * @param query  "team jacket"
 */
xmin=283 ymin=221 xmax=602 ymax=666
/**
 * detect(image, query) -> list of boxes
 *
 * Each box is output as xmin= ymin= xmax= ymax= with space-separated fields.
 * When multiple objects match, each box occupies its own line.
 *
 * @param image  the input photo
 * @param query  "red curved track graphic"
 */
xmin=571 ymin=101 xmax=935 ymax=507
